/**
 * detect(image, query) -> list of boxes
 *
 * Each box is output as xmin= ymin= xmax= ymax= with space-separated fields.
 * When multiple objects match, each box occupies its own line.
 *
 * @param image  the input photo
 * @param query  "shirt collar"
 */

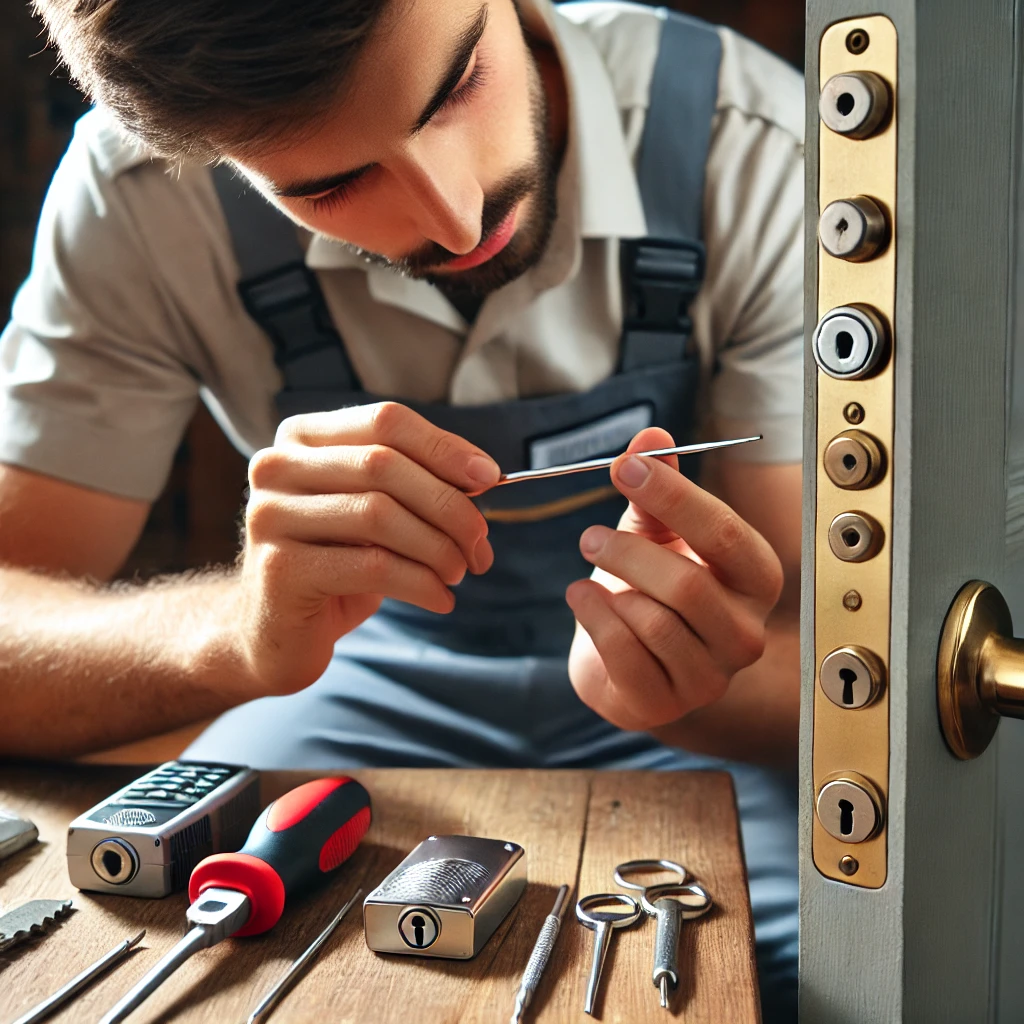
xmin=304 ymin=0 xmax=646 ymax=309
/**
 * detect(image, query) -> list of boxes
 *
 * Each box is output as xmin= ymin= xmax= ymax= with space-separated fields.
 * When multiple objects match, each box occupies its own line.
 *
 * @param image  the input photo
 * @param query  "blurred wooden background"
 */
xmin=1 ymin=0 xmax=803 ymax=578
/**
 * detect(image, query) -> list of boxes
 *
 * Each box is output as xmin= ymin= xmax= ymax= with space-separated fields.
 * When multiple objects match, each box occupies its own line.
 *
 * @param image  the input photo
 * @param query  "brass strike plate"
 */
xmin=812 ymin=15 xmax=897 ymax=888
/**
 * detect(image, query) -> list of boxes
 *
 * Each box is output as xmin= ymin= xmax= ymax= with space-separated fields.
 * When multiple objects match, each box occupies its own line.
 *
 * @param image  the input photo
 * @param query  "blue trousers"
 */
xmin=185 ymin=613 xmax=798 ymax=1021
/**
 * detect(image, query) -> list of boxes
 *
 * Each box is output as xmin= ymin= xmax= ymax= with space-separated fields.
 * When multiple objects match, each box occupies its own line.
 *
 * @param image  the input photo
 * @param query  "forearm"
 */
xmin=650 ymin=608 xmax=800 ymax=769
xmin=0 ymin=565 xmax=252 ymax=759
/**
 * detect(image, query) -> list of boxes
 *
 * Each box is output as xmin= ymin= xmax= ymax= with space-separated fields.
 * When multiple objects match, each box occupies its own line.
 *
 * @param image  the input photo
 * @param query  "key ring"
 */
xmin=613 ymin=859 xmax=689 ymax=893
xmin=575 ymin=892 xmax=643 ymax=928
xmin=639 ymin=880 xmax=713 ymax=919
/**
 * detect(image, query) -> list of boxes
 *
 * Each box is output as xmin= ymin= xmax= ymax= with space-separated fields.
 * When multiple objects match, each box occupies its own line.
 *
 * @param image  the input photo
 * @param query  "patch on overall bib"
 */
xmin=527 ymin=403 xmax=654 ymax=469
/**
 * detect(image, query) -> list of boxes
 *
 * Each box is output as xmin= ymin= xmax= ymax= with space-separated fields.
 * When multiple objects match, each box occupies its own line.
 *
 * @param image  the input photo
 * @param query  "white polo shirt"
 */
xmin=0 ymin=0 xmax=805 ymax=502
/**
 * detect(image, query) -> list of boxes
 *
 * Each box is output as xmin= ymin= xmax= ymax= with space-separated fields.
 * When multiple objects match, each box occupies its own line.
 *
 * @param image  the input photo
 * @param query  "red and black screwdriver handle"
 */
xmin=188 ymin=776 xmax=371 ymax=937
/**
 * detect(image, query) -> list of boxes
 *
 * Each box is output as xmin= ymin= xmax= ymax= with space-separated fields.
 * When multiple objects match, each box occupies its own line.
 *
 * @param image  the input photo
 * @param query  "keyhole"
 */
xmin=842 ymin=528 xmax=861 ymax=548
xmin=839 ymin=667 xmax=858 ymax=705
xmin=412 ymin=915 xmax=425 ymax=946
xmin=843 ymin=454 xmax=857 ymax=471
xmin=835 ymin=217 xmax=849 ymax=237
xmin=839 ymin=799 xmax=855 ymax=836
xmin=837 ymin=92 xmax=856 ymax=116
xmin=836 ymin=330 xmax=854 ymax=360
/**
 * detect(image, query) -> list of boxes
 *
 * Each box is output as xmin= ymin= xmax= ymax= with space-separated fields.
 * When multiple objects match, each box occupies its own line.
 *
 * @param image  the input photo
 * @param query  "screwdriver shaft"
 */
xmin=99 ymin=926 xmax=210 ymax=1024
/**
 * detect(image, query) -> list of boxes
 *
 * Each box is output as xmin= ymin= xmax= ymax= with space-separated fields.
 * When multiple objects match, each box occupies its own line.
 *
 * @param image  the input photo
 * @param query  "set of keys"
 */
xmin=575 ymin=858 xmax=712 ymax=1014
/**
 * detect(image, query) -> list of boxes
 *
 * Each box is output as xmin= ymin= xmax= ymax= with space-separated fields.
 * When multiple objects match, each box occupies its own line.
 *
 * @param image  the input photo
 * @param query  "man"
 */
xmin=2 ymin=0 xmax=803 ymax=1016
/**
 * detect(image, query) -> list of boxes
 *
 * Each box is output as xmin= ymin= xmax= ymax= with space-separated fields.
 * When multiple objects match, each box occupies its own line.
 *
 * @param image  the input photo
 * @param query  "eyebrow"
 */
xmin=271 ymin=4 xmax=489 ymax=200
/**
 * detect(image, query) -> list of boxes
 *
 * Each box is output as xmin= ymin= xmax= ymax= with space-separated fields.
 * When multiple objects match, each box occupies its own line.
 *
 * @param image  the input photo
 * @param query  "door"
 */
xmin=799 ymin=2 xmax=1024 ymax=1020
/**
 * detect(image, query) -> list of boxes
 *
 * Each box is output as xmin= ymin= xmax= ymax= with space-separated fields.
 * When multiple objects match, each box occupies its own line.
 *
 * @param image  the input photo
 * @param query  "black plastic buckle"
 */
xmin=236 ymin=260 xmax=341 ymax=364
xmin=620 ymin=237 xmax=705 ymax=334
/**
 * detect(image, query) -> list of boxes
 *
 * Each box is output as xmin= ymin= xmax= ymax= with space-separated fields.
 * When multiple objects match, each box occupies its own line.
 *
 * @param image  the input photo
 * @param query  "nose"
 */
xmin=393 ymin=144 xmax=483 ymax=255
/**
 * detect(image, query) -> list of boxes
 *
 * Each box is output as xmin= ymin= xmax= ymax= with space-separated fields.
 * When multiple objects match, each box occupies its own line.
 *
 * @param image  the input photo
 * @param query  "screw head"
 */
xmin=846 ymin=28 xmax=870 ymax=54
xmin=839 ymin=855 xmax=860 ymax=876
xmin=844 ymin=402 xmax=866 ymax=424
xmin=843 ymin=590 xmax=863 ymax=611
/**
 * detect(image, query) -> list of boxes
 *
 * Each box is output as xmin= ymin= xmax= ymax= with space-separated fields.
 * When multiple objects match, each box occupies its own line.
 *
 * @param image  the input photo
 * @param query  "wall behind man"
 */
xmin=0 ymin=0 xmax=802 ymax=577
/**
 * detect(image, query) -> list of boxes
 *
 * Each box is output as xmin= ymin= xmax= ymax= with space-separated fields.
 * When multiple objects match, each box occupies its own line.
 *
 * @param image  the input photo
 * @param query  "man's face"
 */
xmin=231 ymin=0 xmax=560 ymax=297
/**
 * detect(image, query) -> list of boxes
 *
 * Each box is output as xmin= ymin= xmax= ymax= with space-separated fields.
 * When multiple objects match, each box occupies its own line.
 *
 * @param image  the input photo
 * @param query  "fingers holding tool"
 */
xmin=566 ymin=426 xmax=784 ymax=732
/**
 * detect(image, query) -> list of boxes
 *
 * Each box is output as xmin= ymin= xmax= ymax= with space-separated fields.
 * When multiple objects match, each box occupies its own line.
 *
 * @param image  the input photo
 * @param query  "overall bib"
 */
xmin=185 ymin=11 xmax=797 ymax=1017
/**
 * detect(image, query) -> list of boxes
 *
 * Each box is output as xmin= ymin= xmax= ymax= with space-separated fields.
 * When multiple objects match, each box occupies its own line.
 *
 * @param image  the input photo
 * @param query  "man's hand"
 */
xmin=565 ymin=427 xmax=784 ymax=733
xmin=235 ymin=402 xmax=499 ymax=695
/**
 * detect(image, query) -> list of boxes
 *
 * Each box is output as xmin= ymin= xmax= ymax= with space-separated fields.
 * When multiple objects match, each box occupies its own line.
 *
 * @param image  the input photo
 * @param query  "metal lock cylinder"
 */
xmin=90 ymin=838 xmax=139 ymax=885
xmin=816 ymin=775 xmax=883 ymax=844
xmin=813 ymin=304 xmax=889 ymax=380
xmin=828 ymin=511 xmax=884 ymax=562
xmin=823 ymin=430 xmax=886 ymax=490
xmin=819 ymin=72 xmax=891 ymax=139
xmin=819 ymin=196 xmax=889 ymax=262
xmin=819 ymin=646 xmax=886 ymax=709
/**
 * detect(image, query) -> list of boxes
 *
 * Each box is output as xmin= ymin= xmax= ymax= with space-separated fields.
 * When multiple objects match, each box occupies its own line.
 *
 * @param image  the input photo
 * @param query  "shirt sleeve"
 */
xmin=693 ymin=31 xmax=805 ymax=464
xmin=0 ymin=115 xmax=199 ymax=501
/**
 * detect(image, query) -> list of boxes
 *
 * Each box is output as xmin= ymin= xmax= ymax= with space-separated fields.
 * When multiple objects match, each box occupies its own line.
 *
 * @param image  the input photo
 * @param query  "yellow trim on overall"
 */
xmin=479 ymin=485 xmax=620 ymax=523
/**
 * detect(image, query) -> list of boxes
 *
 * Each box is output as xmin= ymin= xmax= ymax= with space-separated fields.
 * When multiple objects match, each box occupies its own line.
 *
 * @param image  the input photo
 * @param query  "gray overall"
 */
xmin=185 ymin=10 xmax=797 ymax=1018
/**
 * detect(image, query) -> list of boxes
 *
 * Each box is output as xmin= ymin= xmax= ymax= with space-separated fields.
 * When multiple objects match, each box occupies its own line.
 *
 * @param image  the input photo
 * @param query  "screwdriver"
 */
xmin=99 ymin=776 xmax=371 ymax=1024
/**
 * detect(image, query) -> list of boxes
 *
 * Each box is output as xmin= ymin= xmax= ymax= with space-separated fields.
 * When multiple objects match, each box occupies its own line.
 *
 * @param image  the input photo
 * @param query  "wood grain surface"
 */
xmin=0 ymin=765 xmax=758 ymax=1023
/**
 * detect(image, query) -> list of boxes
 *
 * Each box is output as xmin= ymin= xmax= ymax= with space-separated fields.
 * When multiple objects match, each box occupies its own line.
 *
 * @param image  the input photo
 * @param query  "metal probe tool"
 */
xmin=99 ymin=777 xmax=371 ymax=1024
xmin=509 ymin=884 xmax=570 ymax=1024
xmin=466 ymin=435 xmax=762 ymax=496
xmin=246 ymin=887 xmax=362 ymax=1024
xmin=11 ymin=930 xmax=145 ymax=1024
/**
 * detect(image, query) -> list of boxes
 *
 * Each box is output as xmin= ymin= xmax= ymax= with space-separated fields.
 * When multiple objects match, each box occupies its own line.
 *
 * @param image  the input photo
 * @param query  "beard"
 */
xmin=337 ymin=49 xmax=559 ymax=299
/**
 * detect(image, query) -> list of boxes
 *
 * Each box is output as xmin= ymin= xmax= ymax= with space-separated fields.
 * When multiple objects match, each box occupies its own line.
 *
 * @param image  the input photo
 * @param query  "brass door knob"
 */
xmin=937 ymin=581 xmax=1024 ymax=759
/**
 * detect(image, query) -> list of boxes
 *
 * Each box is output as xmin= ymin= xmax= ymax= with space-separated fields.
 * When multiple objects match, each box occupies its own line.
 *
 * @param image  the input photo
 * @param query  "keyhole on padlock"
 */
xmin=839 ymin=799 xmax=854 ymax=836
xmin=840 ymin=667 xmax=858 ymax=705
xmin=412 ymin=915 xmax=425 ymax=946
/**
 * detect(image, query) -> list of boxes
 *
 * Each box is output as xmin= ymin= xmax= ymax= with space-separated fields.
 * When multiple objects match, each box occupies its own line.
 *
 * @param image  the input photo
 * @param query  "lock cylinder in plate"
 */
xmin=823 ymin=430 xmax=886 ymax=489
xmin=819 ymin=196 xmax=888 ymax=262
xmin=816 ymin=774 xmax=883 ymax=843
xmin=819 ymin=646 xmax=886 ymax=709
xmin=828 ymin=511 xmax=884 ymax=562
xmin=819 ymin=72 xmax=891 ymax=139
xmin=813 ymin=304 xmax=889 ymax=380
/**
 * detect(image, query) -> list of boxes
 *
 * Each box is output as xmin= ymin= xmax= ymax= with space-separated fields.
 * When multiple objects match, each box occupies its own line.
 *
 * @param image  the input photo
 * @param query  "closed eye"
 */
xmin=305 ymin=52 xmax=490 ymax=215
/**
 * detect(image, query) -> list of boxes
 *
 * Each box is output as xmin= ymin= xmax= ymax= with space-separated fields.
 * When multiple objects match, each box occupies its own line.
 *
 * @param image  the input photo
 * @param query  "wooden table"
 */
xmin=0 ymin=765 xmax=759 ymax=1023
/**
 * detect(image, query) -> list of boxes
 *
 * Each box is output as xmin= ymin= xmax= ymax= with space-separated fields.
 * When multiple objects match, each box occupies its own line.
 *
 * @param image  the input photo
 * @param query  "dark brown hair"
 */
xmin=33 ymin=0 xmax=390 ymax=162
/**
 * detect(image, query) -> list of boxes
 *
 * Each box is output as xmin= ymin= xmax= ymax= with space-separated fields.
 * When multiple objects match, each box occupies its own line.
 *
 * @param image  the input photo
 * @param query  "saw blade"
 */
xmin=0 ymin=898 xmax=74 ymax=953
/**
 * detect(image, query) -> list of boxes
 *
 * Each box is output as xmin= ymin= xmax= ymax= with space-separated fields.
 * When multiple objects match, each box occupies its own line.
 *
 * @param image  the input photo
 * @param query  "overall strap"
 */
xmin=619 ymin=10 xmax=722 ymax=372
xmin=211 ymin=165 xmax=359 ymax=393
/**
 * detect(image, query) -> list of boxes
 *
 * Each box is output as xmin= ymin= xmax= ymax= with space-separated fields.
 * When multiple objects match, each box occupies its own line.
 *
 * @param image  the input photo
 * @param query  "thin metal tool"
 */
xmin=467 ymin=435 xmax=762 ymax=496
xmin=11 ymin=930 xmax=145 ymax=1024
xmin=575 ymin=893 xmax=642 ymax=1015
xmin=509 ymin=884 xmax=570 ymax=1024
xmin=640 ymin=882 xmax=713 ymax=1009
xmin=247 ymin=888 xmax=362 ymax=1024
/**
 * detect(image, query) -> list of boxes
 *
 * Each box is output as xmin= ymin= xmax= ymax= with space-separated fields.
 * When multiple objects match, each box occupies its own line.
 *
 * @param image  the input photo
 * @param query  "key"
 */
xmin=575 ymin=893 xmax=642 ymax=1015
xmin=640 ymin=881 xmax=713 ymax=1009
